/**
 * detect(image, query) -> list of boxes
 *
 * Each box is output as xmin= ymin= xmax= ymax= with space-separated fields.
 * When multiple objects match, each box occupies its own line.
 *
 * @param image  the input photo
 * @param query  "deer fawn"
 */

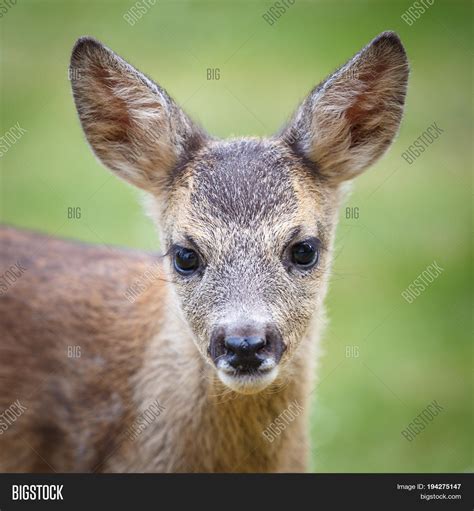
xmin=0 ymin=32 xmax=408 ymax=472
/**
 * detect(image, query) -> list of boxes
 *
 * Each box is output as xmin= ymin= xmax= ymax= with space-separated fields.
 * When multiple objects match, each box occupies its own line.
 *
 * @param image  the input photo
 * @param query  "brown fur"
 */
xmin=0 ymin=32 xmax=408 ymax=472
xmin=0 ymin=225 xmax=313 ymax=472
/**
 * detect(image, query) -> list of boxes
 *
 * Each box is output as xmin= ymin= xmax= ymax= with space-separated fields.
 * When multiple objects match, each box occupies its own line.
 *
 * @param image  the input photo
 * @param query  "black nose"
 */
xmin=209 ymin=322 xmax=285 ymax=373
xmin=225 ymin=336 xmax=266 ymax=369
xmin=225 ymin=336 xmax=266 ymax=356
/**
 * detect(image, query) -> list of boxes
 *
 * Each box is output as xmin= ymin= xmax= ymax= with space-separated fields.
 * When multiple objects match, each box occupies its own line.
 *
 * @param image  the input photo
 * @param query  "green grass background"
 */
xmin=0 ymin=0 xmax=472 ymax=472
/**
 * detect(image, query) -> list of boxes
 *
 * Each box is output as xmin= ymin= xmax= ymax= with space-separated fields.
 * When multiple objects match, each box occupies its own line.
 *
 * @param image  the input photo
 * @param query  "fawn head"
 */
xmin=70 ymin=32 xmax=408 ymax=394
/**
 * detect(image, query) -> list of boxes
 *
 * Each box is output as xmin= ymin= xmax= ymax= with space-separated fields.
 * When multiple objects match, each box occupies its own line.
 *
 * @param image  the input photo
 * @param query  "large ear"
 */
xmin=70 ymin=37 xmax=207 ymax=193
xmin=280 ymin=32 xmax=409 ymax=184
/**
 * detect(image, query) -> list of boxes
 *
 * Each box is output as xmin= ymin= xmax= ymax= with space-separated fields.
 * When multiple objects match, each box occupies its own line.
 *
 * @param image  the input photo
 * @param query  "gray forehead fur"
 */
xmin=189 ymin=138 xmax=300 ymax=227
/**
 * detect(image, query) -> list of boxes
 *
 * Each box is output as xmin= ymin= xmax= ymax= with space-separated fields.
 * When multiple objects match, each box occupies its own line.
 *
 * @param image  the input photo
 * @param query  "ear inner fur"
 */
xmin=280 ymin=31 xmax=409 ymax=184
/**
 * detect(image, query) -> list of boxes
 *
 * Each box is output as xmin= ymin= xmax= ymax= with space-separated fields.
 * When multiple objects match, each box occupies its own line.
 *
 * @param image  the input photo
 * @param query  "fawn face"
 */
xmin=161 ymin=138 xmax=339 ymax=393
xmin=70 ymin=32 xmax=408 ymax=394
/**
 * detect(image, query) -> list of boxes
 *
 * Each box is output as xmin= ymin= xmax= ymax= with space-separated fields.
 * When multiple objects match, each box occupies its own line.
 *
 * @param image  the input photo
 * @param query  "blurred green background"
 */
xmin=0 ymin=0 xmax=472 ymax=472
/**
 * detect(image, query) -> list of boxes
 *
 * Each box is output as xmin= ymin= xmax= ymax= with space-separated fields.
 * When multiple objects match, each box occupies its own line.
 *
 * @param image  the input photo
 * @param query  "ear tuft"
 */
xmin=370 ymin=30 xmax=406 ymax=54
xmin=71 ymin=36 xmax=105 ymax=65
xmin=281 ymin=31 xmax=409 ymax=184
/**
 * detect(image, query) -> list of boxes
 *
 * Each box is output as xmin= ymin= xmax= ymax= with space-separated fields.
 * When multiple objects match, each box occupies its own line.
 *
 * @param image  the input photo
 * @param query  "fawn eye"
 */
xmin=174 ymin=247 xmax=200 ymax=275
xmin=291 ymin=240 xmax=319 ymax=268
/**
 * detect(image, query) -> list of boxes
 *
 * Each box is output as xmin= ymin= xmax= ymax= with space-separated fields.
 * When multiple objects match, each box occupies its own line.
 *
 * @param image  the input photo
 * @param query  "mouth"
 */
xmin=216 ymin=357 xmax=279 ymax=394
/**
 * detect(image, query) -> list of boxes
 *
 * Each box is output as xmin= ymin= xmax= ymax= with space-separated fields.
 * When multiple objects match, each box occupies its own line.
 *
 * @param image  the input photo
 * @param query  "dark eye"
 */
xmin=291 ymin=240 xmax=319 ymax=268
xmin=174 ymin=247 xmax=200 ymax=275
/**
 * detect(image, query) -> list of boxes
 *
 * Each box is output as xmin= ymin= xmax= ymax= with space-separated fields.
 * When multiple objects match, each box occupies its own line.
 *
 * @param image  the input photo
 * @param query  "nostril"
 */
xmin=249 ymin=336 xmax=266 ymax=352
xmin=224 ymin=337 xmax=242 ymax=355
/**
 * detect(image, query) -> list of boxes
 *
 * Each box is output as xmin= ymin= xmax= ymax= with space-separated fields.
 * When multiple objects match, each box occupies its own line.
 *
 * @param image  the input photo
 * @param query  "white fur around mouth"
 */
xmin=216 ymin=358 xmax=278 ymax=394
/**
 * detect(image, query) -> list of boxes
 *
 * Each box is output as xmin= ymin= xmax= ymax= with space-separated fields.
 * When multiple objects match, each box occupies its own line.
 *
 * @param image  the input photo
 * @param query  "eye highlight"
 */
xmin=173 ymin=247 xmax=200 ymax=275
xmin=290 ymin=239 xmax=320 ymax=269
